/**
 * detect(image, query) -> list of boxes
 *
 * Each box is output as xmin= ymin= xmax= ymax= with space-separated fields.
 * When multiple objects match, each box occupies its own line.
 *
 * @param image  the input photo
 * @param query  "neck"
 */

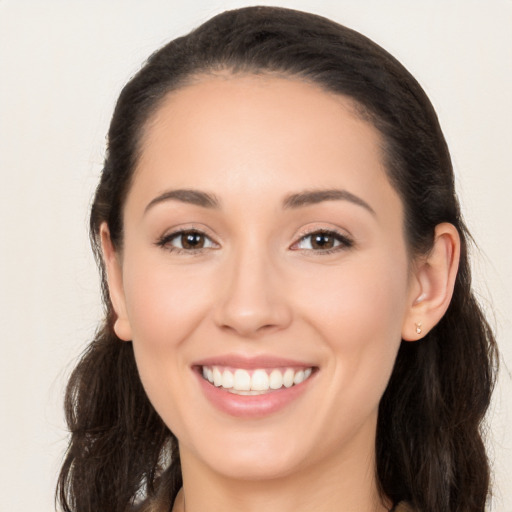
xmin=173 ymin=431 xmax=390 ymax=512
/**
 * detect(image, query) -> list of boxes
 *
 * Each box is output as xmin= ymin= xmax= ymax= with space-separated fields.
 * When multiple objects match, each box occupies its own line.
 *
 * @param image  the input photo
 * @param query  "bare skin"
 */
xmin=101 ymin=74 xmax=459 ymax=512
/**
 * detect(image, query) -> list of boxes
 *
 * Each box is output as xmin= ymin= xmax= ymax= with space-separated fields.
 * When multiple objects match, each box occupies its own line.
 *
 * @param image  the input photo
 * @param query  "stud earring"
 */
xmin=415 ymin=322 xmax=422 ymax=335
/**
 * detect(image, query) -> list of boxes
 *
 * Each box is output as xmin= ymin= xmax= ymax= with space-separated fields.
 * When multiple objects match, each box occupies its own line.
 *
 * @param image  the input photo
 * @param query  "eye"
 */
xmin=292 ymin=230 xmax=353 ymax=252
xmin=156 ymin=229 xmax=218 ymax=253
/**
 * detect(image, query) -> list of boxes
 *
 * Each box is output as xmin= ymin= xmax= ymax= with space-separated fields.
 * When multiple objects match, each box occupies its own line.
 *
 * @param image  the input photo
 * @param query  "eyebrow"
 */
xmin=144 ymin=187 xmax=375 ymax=216
xmin=283 ymin=189 xmax=376 ymax=215
xmin=144 ymin=189 xmax=220 ymax=214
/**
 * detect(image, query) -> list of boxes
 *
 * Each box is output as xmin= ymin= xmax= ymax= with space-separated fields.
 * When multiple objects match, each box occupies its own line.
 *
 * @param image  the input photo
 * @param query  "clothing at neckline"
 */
xmin=391 ymin=502 xmax=415 ymax=512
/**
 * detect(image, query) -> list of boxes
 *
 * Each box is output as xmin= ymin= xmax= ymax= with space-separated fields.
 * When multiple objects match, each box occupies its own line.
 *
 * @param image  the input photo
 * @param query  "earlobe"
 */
xmin=402 ymin=223 xmax=460 ymax=341
xmin=100 ymin=222 xmax=132 ymax=341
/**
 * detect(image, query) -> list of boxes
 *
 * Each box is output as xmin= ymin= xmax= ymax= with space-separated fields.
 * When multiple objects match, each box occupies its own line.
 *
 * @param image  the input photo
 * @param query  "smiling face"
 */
xmin=103 ymin=74 xmax=421 ymax=485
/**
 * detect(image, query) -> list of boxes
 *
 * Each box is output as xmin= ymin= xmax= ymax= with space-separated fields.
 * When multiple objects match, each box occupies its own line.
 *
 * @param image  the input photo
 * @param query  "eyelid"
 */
xmin=290 ymin=226 xmax=354 ymax=253
xmin=155 ymin=225 xmax=220 ymax=254
xmin=154 ymin=224 xmax=353 ymax=255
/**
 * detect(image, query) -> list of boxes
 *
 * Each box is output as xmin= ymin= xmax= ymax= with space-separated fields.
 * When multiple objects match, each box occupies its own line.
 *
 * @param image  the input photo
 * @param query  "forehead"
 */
xmin=128 ymin=73 xmax=401 ymax=221
xmin=140 ymin=73 xmax=378 ymax=165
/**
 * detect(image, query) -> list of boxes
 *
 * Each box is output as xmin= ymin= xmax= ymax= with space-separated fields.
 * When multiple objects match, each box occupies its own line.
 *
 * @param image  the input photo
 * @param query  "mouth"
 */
xmin=192 ymin=355 xmax=318 ymax=417
xmin=200 ymin=365 xmax=315 ymax=395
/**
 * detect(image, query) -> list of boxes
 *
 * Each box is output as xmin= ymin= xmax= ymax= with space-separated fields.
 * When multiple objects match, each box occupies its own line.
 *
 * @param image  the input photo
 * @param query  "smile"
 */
xmin=201 ymin=366 xmax=314 ymax=395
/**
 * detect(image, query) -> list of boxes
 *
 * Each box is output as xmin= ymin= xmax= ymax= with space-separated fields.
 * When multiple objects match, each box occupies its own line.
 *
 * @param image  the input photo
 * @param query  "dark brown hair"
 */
xmin=57 ymin=6 xmax=498 ymax=512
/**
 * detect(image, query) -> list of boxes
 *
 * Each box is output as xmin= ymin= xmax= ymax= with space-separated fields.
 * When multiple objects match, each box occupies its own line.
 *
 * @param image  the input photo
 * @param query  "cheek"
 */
xmin=293 ymin=254 xmax=409 ymax=399
xmin=121 ymin=257 xmax=219 ymax=432
xmin=298 ymin=255 xmax=408 ymax=337
xmin=122 ymin=258 xmax=214 ymax=350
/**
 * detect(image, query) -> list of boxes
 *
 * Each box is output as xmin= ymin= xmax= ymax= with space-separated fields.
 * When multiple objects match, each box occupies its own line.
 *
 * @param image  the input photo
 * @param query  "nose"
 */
xmin=213 ymin=248 xmax=293 ymax=338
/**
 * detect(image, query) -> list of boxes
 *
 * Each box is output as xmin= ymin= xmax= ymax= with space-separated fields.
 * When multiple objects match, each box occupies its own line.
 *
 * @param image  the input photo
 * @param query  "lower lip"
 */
xmin=194 ymin=369 xmax=314 ymax=418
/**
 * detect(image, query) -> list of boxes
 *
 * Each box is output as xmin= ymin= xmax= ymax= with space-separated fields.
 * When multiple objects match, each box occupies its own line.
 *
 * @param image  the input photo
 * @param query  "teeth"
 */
xmin=201 ymin=365 xmax=314 ymax=393
xmin=213 ymin=367 xmax=223 ymax=387
xmin=283 ymin=368 xmax=294 ymax=388
xmin=269 ymin=369 xmax=283 ymax=389
xmin=251 ymin=369 xmax=270 ymax=391
xmin=293 ymin=369 xmax=305 ymax=385
xmin=233 ymin=369 xmax=251 ymax=390
xmin=222 ymin=369 xmax=234 ymax=389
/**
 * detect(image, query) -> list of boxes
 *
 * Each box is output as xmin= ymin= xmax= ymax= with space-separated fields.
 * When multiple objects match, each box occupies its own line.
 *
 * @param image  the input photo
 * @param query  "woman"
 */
xmin=57 ymin=6 xmax=497 ymax=512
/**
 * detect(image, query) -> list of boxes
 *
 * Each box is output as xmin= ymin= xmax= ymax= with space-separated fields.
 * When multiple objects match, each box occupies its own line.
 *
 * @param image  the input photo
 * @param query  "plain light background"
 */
xmin=0 ymin=1 xmax=511 ymax=510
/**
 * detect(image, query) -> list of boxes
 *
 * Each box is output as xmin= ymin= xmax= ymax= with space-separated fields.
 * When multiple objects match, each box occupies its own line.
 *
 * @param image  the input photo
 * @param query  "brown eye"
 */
xmin=181 ymin=232 xmax=206 ymax=249
xmin=157 ymin=230 xmax=217 ymax=252
xmin=293 ymin=230 xmax=353 ymax=252
xmin=310 ymin=233 xmax=336 ymax=249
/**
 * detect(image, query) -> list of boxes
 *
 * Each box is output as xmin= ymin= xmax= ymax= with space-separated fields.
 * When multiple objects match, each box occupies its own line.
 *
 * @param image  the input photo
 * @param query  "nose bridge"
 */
xmin=214 ymin=238 xmax=291 ymax=337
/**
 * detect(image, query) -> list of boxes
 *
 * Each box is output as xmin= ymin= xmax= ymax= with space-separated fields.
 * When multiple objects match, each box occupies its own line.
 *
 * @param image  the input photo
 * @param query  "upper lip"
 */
xmin=193 ymin=354 xmax=316 ymax=370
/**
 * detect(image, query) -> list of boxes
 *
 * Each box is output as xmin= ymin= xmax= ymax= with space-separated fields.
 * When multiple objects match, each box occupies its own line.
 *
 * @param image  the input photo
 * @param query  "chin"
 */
xmin=208 ymin=450 xmax=302 ymax=481
xmin=184 ymin=427 xmax=309 ymax=481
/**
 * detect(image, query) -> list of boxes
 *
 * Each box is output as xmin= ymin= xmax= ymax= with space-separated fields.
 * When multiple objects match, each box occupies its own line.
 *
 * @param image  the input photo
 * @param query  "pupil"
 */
xmin=182 ymin=232 xmax=204 ymax=249
xmin=313 ymin=234 xmax=333 ymax=249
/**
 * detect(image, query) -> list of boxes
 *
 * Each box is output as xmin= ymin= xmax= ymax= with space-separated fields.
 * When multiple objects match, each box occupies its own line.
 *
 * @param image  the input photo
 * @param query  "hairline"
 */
xmin=119 ymin=67 xmax=414 ymax=260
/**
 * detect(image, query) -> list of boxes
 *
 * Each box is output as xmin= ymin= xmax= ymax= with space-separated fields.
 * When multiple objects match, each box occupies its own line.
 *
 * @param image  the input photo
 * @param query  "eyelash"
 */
xmin=155 ymin=228 xmax=354 ymax=255
xmin=155 ymin=229 xmax=218 ymax=255
xmin=292 ymin=229 xmax=354 ymax=254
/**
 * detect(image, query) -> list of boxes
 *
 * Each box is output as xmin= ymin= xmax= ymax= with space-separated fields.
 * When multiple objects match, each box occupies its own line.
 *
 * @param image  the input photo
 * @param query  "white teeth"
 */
xmin=213 ymin=367 xmax=223 ymax=387
xmin=251 ymin=369 xmax=269 ymax=391
xmin=233 ymin=369 xmax=251 ymax=390
xmin=293 ymin=369 xmax=305 ymax=385
xmin=221 ymin=369 xmax=233 ymax=389
xmin=202 ymin=365 xmax=314 ymax=393
xmin=269 ymin=369 xmax=283 ymax=389
xmin=283 ymin=368 xmax=294 ymax=388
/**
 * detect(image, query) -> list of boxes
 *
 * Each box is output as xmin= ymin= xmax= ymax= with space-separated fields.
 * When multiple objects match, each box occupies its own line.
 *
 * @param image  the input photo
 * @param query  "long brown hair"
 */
xmin=57 ymin=7 xmax=498 ymax=512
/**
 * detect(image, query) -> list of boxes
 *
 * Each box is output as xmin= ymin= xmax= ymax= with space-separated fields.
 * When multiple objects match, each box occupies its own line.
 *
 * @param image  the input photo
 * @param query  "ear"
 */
xmin=402 ymin=222 xmax=460 ymax=341
xmin=100 ymin=222 xmax=132 ymax=341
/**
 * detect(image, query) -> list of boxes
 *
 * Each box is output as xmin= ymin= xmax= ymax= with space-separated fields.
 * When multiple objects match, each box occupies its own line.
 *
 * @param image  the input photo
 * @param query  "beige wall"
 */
xmin=1 ymin=1 xmax=510 ymax=509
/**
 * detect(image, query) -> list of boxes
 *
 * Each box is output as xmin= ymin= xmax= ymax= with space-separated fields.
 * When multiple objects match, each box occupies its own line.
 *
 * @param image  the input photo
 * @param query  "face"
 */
xmin=106 ymin=74 xmax=420 ymax=482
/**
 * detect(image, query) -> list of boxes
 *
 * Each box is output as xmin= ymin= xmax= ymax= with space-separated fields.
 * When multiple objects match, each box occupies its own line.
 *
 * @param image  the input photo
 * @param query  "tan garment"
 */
xmin=393 ymin=502 xmax=415 ymax=512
